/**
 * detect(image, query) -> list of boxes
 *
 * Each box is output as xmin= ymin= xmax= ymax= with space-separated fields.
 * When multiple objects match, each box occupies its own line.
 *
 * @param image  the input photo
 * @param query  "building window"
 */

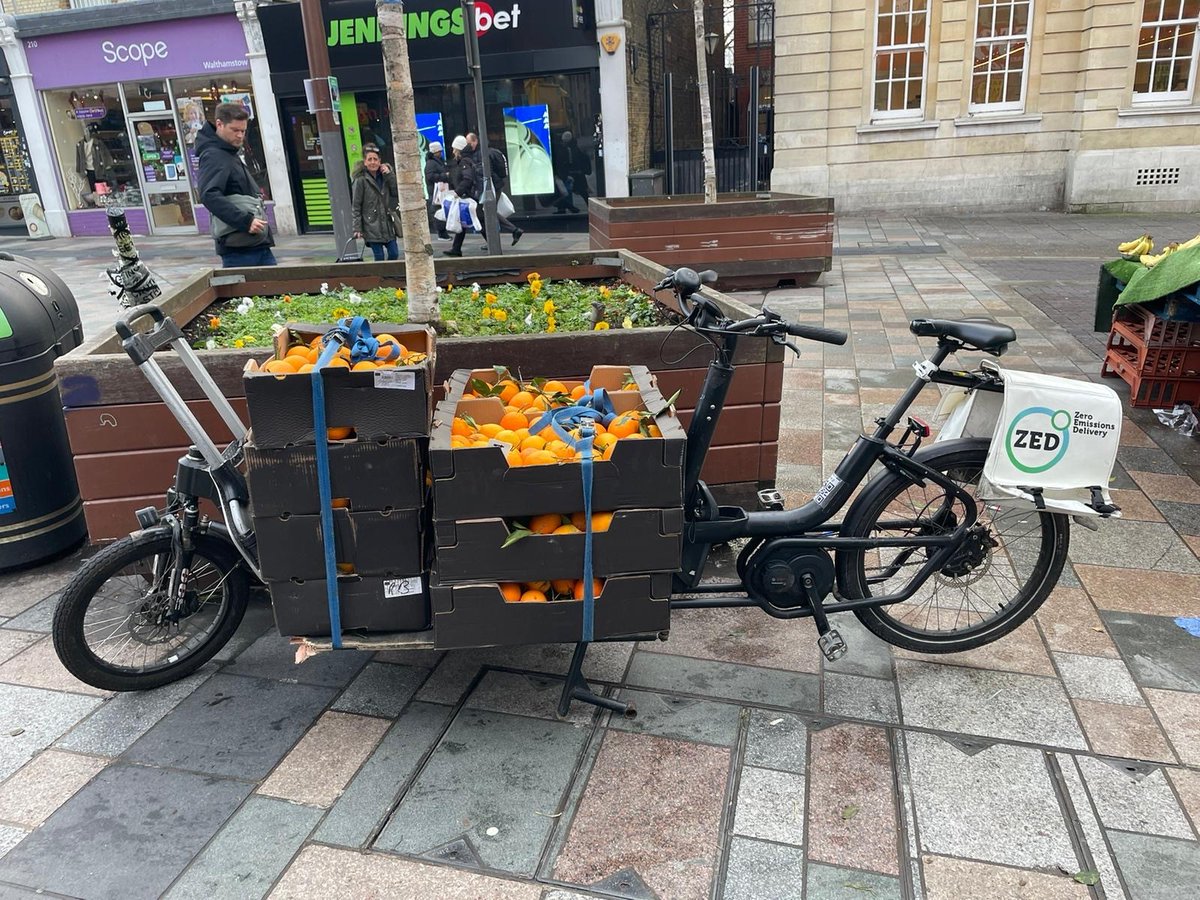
xmin=752 ymin=2 xmax=775 ymax=46
xmin=971 ymin=1 xmax=1033 ymax=111
xmin=873 ymin=1 xmax=928 ymax=119
xmin=1134 ymin=0 xmax=1200 ymax=102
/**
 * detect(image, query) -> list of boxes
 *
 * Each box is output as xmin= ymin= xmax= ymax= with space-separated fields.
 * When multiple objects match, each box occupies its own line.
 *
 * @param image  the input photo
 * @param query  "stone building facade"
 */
xmin=770 ymin=1 xmax=1200 ymax=213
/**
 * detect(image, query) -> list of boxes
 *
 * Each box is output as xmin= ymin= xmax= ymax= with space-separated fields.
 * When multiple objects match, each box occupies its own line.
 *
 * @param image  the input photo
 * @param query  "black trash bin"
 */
xmin=0 ymin=252 xmax=87 ymax=569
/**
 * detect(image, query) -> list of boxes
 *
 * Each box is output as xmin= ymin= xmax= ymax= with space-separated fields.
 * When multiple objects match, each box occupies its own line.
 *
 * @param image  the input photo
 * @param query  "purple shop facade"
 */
xmin=24 ymin=15 xmax=273 ymax=237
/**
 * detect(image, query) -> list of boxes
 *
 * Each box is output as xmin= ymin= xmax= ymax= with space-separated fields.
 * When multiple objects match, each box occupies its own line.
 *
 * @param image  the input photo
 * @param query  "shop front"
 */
xmin=260 ymin=0 xmax=603 ymax=232
xmin=25 ymin=15 xmax=274 ymax=236
xmin=0 ymin=54 xmax=38 ymax=234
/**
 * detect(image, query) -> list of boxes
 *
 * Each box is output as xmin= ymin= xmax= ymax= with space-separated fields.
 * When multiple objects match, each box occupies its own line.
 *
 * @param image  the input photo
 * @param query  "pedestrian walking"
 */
xmin=352 ymin=147 xmax=400 ymax=261
xmin=425 ymin=141 xmax=451 ymax=240
xmin=197 ymin=103 xmax=275 ymax=267
xmin=443 ymin=135 xmax=479 ymax=258
xmin=466 ymin=131 xmax=522 ymax=246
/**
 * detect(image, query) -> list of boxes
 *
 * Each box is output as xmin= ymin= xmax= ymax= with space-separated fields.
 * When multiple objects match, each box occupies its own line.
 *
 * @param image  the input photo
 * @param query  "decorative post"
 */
xmin=104 ymin=207 xmax=161 ymax=308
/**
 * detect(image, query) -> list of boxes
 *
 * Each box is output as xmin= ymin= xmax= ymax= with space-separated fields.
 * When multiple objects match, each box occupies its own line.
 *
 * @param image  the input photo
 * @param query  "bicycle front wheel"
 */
xmin=53 ymin=530 xmax=249 ymax=692
xmin=835 ymin=439 xmax=1070 ymax=654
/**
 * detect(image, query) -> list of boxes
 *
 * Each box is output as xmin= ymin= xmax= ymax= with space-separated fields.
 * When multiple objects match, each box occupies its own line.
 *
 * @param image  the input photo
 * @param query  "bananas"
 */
xmin=1177 ymin=233 xmax=1200 ymax=251
xmin=1119 ymin=233 xmax=1153 ymax=255
xmin=1140 ymin=242 xmax=1181 ymax=268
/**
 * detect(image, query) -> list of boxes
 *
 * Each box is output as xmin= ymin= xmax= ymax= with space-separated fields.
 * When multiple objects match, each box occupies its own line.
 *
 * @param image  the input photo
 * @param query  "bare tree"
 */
xmin=692 ymin=0 xmax=717 ymax=203
xmin=377 ymin=0 xmax=439 ymax=323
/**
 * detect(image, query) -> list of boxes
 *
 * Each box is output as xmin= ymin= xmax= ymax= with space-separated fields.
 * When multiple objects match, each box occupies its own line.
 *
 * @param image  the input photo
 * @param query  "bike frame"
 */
xmin=670 ymin=328 xmax=1006 ymax=613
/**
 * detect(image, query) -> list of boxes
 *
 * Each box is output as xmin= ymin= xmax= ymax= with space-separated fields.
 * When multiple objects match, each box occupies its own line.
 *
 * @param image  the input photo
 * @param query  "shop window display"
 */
xmin=43 ymin=85 xmax=140 ymax=210
xmin=170 ymin=75 xmax=270 ymax=205
xmin=0 ymin=99 xmax=34 ymax=198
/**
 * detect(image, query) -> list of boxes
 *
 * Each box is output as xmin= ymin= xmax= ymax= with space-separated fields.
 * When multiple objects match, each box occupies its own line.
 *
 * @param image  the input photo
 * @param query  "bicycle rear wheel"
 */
xmin=53 ymin=531 xmax=249 ymax=691
xmin=835 ymin=439 xmax=1069 ymax=653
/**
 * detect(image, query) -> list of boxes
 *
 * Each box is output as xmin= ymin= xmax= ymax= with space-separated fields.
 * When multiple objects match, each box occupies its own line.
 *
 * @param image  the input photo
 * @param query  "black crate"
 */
xmin=269 ymin=573 xmax=429 ymax=637
xmin=430 ymin=572 xmax=671 ymax=649
xmin=245 ymin=437 xmax=426 ymax=517
xmin=244 ymin=324 xmax=434 ymax=449
xmin=433 ymin=508 xmax=682 ymax=584
xmin=254 ymin=507 xmax=425 ymax=581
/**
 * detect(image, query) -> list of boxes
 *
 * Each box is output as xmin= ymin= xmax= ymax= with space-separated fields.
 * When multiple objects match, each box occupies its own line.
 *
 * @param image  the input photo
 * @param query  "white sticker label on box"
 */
xmin=374 ymin=369 xmax=416 ymax=390
xmin=487 ymin=438 xmax=513 ymax=451
xmin=384 ymin=576 xmax=423 ymax=599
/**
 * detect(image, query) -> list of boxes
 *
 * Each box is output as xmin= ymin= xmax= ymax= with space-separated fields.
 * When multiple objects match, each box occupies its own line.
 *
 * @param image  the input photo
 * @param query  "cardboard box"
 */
xmin=430 ymin=572 xmax=671 ymax=649
xmin=245 ymin=437 xmax=426 ymax=517
xmin=244 ymin=323 xmax=435 ymax=449
xmin=430 ymin=366 xmax=686 ymax=520
xmin=269 ymin=573 xmax=429 ymax=636
xmin=433 ymin=508 xmax=682 ymax=584
xmin=254 ymin=506 xmax=426 ymax=582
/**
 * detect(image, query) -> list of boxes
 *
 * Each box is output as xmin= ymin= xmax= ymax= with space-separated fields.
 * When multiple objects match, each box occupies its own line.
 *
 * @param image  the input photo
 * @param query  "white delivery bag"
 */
xmin=936 ymin=366 xmax=1122 ymax=517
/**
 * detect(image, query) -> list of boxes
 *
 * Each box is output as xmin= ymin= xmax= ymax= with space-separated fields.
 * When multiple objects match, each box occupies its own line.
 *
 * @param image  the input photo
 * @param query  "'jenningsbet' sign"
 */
xmin=329 ymin=2 xmax=523 ymax=46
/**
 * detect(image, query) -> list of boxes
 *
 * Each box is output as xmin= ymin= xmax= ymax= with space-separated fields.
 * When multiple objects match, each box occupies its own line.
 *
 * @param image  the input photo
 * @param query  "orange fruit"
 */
xmin=500 ymin=411 xmax=529 ymax=432
xmin=646 ymin=423 xmax=662 ymax=438
xmin=374 ymin=336 xmax=407 ymax=360
xmin=570 ymin=385 xmax=587 ymax=400
xmin=513 ymin=427 xmax=531 ymax=443
xmin=607 ymin=413 xmax=640 ymax=439
xmin=552 ymin=523 xmax=581 ymax=535
xmin=543 ymin=380 xmax=568 ymax=395
xmin=330 ymin=498 xmax=350 ymax=509
xmin=351 ymin=360 xmax=378 ymax=371
xmin=285 ymin=345 xmax=310 ymax=360
xmin=551 ymin=578 xmax=575 ymax=596
xmin=309 ymin=334 xmax=324 ymax=349
xmin=510 ymin=390 xmax=535 ymax=409
xmin=505 ymin=449 xmax=524 ymax=467
xmin=497 ymin=380 xmax=520 ymax=404
xmin=450 ymin=434 xmax=471 ymax=448
xmin=494 ymin=429 xmax=519 ymax=446
xmin=297 ymin=363 xmax=317 ymax=374
xmin=261 ymin=359 xmax=297 ymax=374
xmin=524 ymin=580 xmax=551 ymax=592
xmin=570 ymin=511 xmax=614 ymax=532
xmin=519 ymin=435 xmax=546 ymax=452
xmin=324 ymin=357 xmax=351 ymax=369
xmin=552 ymin=444 xmax=577 ymax=461
xmin=305 ymin=346 xmax=321 ymax=364
xmin=593 ymin=433 xmax=619 ymax=452
xmin=479 ymin=423 xmax=503 ymax=438
xmin=622 ymin=433 xmax=647 ymax=440
xmin=327 ymin=426 xmax=354 ymax=440
xmin=524 ymin=450 xmax=557 ymax=466
xmin=519 ymin=589 xmax=548 ymax=603
xmin=336 ymin=562 xmax=356 ymax=574
xmin=573 ymin=578 xmax=603 ymax=600
xmin=451 ymin=417 xmax=474 ymax=438
xmin=601 ymin=441 xmax=618 ymax=461
xmin=527 ymin=394 xmax=550 ymax=411
xmin=500 ymin=582 xmax=523 ymax=602
xmin=529 ymin=513 xmax=565 ymax=535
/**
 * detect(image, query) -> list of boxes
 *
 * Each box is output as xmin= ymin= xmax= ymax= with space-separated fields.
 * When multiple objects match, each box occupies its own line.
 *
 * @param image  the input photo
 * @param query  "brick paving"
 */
xmin=0 ymin=213 xmax=1198 ymax=898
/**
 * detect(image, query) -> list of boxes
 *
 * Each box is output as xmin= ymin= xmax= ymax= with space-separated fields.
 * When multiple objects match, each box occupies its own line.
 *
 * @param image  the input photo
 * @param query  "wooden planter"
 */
xmin=588 ymin=192 xmax=835 ymax=291
xmin=55 ymin=250 xmax=785 ymax=542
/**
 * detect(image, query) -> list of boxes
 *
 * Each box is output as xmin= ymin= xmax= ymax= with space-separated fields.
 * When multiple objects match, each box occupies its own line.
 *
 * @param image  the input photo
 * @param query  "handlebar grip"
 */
xmin=114 ymin=304 xmax=166 ymax=341
xmin=785 ymin=323 xmax=849 ymax=346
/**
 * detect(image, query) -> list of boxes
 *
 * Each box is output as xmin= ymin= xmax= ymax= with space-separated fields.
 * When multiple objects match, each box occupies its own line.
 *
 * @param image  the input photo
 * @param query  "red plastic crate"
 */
xmin=1103 ymin=344 xmax=1200 ymax=407
xmin=1112 ymin=305 xmax=1200 ymax=348
xmin=1103 ymin=306 xmax=1200 ymax=407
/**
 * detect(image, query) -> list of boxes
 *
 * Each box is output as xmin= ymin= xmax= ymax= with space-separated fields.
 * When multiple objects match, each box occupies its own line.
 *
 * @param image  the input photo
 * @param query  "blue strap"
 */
xmin=327 ymin=316 xmax=393 ymax=365
xmin=311 ymin=337 xmax=344 ymax=649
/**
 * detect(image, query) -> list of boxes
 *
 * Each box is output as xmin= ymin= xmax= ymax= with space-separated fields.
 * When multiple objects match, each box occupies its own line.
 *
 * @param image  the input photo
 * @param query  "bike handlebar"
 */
xmin=784 ymin=322 xmax=849 ymax=346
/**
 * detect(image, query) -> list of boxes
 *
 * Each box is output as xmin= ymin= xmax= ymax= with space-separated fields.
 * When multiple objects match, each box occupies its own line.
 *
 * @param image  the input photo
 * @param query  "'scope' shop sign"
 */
xmin=24 ymin=16 xmax=250 ymax=90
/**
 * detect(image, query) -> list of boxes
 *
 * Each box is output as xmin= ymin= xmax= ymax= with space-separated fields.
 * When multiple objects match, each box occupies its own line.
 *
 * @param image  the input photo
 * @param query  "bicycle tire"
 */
xmin=52 ymin=530 xmax=249 ymax=692
xmin=835 ymin=439 xmax=1069 ymax=653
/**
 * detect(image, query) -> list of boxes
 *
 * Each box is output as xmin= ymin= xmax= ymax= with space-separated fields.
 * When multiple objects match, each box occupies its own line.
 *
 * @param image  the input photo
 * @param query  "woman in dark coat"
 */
xmin=351 ymin=147 xmax=399 ymax=261
xmin=443 ymin=136 xmax=478 ymax=258
xmin=424 ymin=141 xmax=450 ymax=240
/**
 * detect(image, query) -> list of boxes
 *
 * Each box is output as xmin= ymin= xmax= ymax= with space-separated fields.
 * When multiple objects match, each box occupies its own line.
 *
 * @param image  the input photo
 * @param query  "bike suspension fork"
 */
xmin=165 ymin=499 xmax=201 ymax=609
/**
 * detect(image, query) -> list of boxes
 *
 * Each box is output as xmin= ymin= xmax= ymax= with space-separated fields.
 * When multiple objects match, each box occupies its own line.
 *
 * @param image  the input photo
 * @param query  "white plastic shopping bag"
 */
xmin=497 ymin=192 xmax=515 ymax=218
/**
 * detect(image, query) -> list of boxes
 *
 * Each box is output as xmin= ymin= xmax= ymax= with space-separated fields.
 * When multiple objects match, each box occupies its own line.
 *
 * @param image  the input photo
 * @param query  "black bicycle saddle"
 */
xmin=908 ymin=317 xmax=1016 ymax=353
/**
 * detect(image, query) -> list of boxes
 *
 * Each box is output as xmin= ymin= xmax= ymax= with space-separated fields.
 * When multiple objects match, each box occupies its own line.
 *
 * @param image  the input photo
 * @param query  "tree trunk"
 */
xmin=377 ymin=0 xmax=440 ymax=323
xmin=692 ymin=0 xmax=717 ymax=204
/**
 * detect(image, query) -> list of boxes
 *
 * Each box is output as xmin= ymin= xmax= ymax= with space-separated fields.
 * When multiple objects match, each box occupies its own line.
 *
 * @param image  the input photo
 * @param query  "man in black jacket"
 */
xmin=197 ymin=103 xmax=275 ymax=267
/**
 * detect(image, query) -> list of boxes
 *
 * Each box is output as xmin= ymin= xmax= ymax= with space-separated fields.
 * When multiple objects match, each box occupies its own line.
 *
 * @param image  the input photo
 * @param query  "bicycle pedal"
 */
xmin=818 ymin=629 xmax=847 ymax=662
xmin=757 ymin=488 xmax=785 ymax=511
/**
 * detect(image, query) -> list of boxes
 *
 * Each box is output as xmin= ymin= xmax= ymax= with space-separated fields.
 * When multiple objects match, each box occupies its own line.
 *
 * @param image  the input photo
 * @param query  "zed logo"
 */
xmin=1005 ymin=407 xmax=1071 ymax=473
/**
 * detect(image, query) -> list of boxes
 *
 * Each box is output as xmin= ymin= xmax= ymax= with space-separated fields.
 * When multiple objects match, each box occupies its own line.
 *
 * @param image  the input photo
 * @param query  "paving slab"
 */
xmin=1101 ymin=610 xmax=1200 ymax=693
xmin=0 ymin=749 xmax=107 ymax=828
xmin=225 ymin=631 xmax=371 ymax=686
xmin=1077 ymin=566 xmax=1200 ymax=619
xmin=553 ymin=730 xmax=728 ymax=900
xmin=1055 ymin=753 xmax=1128 ymax=900
xmin=164 ymin=796 xmax=321 ymax=900
xmin=0 ymin=762 xmax=252 ymax=900
xmin=896 ymin=660 xmax=1086 ymax=749
xmin=893 ymin=619 xmax=1055 ymax=677
xmin=269 ymin=844 xmax=541 ymax=900
xmin=257 ymin=710 xmax=389 ymax=808
xmin=377 ymin=707 xmax=589 ymax=876
xmin=732 ymin=765 xmax=807 ymax=846
xmin=1069 ymin=521 xmax=1200 ymax=574
xmin=920 ymin=854 xmax=1088 ymax=900
xmin=1072 ymin=699 xmax=1176 ymax=763
xmin=744 ymin=709 xmax=808 ymax=774
xmin=1053 ymin=652 xmax=1144 ymax=706
xmin=1077 ymin=756 xmax=1193 ymax=839
xmin=465 ymin=670 xmax=593 ymax=725
xmin=0 ymin=557 xmax=79 ymax=618
xmin=805 ymin=863 xmax=902 ymax=900
xmin=1127 ymin=471 xmax=1200 ymax=504
xmin=720 ymin=836 xmax=806 ymax=900
xmin=1036 ymin=588 xmax=1120 ymax=658
xmin=0 ymin=631 xmax=40 ymax=667
xmin=0 ymin=597 xmax=58 ymax=635
xmin=210 ymin=599 xmax=278 ymax=664
xmin=0 ymin=636 xmax=111 ymax=697
xmin=806 ymin=723 xmax=899 ymax=876
xmin=1145 ymin=689 xmax=1200 ymax=766
xmin=642 ymin=606 xmax=823 ymax=674
xmin=905 ymin=732 xmax=1078 ymax=871
xmin=54 ymin=666 xmax=215 ymax=757
xmin=1107 ymin=830 xmax=1200 ymax=900
xmin=0 ymin=683 xmax=102 ymax=781
xmin=123 ymin=673 xmax=337 ymax=779
xmin=822 ymin=672 xmax=899 ymax=724
xmin=0 ymin=825 xmax=27 ymax=860
xmin=610 ymin=689 xmax=742 ymax=746
xmin=315 ymin=701 xmax=453 ymax=848
xmin=1167 ymin=768 xmax=1200 ymax=838
xmin=823 ymin=613 xmax=897 ymax=680
xmin=626 ymin=652 xmax=821 ymax=711
xmin=330 ymin=660 xmax=426 ymax=719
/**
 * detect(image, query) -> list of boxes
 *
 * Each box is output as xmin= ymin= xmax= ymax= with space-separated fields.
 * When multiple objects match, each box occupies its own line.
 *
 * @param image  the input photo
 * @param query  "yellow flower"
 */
xmin=543 ymin=300 xmax=555 ymax=315
xmin=331 ymin=307 xmax=352 ymax=319
xmin=446 ymin=283 xmax=454 ymax=292
xmin=599 ymin=286 xmax=612 ymax=298
xmin=623 ymin=316 xmax=634 ymax=329
xmin=472 ymin=290 xmax=480 ymax=300
xmin=481 ymin=307 xmax=492 ymax=319
xmin=526 ymin=272 xmax=541 ymax=284
xmin=547 ymin=321 xmax=557 ymax=333
xmin=485 ymin=292 xmax=498 ymax=305
xmin=394 ymin=288 xmax=405 ymax=300
xmin=530 ymin=283 xmax=541 ymax=298
xmin=208 ymin=316 xmax=221 ymax=329
xmin=242 ymin=335 xmax=256 ymax=345
xmin=282 ymin=295 xmax=292 ymax=304
xmin=234 ymin=339 xmax=244 ymax=348
xmin=493 ymin=309 xmax=508 ymax=322
xmin=594 ymin=321 xmax=610 ymax=330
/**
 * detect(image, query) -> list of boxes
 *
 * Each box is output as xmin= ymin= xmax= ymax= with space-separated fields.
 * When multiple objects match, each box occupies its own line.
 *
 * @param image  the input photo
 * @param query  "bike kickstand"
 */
xmin=557 ymin=642 xmax=637 ymax=720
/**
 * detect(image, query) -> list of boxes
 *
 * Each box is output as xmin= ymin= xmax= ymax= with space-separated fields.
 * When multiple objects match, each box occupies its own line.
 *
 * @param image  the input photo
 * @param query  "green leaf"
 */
xmin=841 ymin=803 xmax=860 ymax=820
xmin=470 ymin=377 xmax=499 ymax=398
xmin=1073 ymin=871 xmax=1100 ymax=886
xmin=492 ymin=365 xmax=513 ymax=381
xmin=653 ymin=389 xmax=682 ymax=416
xmin=501 ymin=526 xmax=533 ymax=549
xmin=461 ymin=413 xmax=478 ymax=431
